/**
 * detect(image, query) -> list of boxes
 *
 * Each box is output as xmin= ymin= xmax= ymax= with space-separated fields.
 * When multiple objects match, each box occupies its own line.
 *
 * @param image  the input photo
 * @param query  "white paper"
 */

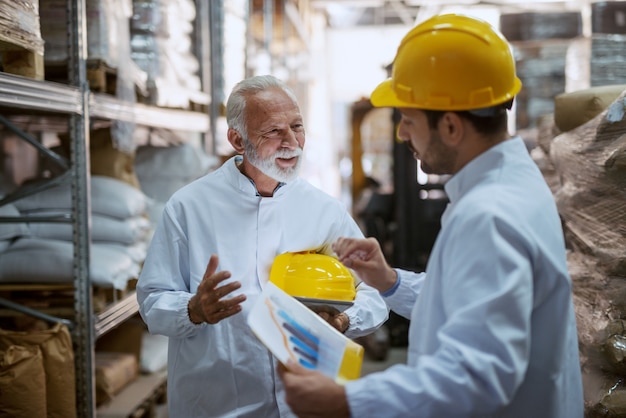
xmin=247 ymin=282 xmax=353 ymax=379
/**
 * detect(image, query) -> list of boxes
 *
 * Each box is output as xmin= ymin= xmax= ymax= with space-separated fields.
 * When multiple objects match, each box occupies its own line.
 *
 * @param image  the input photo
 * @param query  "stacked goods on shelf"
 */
xmin=0 ymin=203 xmax=28 ymax=254
xmin=89 ymin=127 xmax=142 ymax=189
xmin=95 ymin=352 xmax=139 ymax=406
xmin=536 ymin=86 xmax=626 ymax=415
xmin=499 ymin=11 xmax=582 ymax=41
xmin=0 ymin=0 xmax=210 ymax=415
xmin=40 ymin=0 xmax=142 ymax=153
xmin=0 ymin=323 xmax=76 ymax=417
xmin=41 ymin=0 xmax=129 ymax=67
xmin=0 ymin=124 xmax=151 ymax=298
xmin=134 ymin=142 xmax=217 ymax=223
xmin=94 ymin=317 xmax=168 ymax=415
xmin=590 ymin=1 xmax=626 ymax=86
xmin=131 ymin=0 xmax=208 ymax=109
xmin=591 ymin=0 xmax=626 ymax=34
xmin=95 ymin=317 xmax=142 ymax=406
xmin=500 ymin=11 xmax=584 ymax=129
xmin=0 ymin=0 xmax=44 ymax=79
xmin=0 ymin=175 xmax=153 ymax=291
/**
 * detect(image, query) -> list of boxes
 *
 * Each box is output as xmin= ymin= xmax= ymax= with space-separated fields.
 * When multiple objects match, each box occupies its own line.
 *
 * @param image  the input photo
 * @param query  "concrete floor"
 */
xmin=362 ymin=346 xmax=408 ymax=376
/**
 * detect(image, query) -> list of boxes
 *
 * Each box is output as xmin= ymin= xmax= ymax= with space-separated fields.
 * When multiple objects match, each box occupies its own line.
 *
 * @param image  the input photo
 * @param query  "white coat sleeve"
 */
xmin=345 ymin=211 xmax=533 ymax=417
xmin=330 ymin=210 xmax=390 ymax=338
xmin=136 ymin=203 xmax=207 ymax=338
xmin=381 ymin=268 xmax=426 ymax=319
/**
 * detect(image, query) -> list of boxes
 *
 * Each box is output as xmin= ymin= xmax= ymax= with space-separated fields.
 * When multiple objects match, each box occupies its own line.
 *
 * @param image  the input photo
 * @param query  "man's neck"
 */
xmin=237 ymin=158 xmax=280 ymax=197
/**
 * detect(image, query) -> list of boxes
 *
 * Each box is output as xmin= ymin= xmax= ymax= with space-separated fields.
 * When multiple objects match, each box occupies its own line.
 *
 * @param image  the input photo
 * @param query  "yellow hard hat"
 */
xmin=371 ymin=14 xmax=522 ymax=111
xmin=269 ymin=252 xmax=356 ymax=302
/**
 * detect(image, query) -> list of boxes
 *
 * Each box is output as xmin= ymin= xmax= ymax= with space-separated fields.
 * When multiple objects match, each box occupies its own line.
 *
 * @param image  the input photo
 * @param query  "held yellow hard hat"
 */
xmin=371 ymin=14 xmax=522 ymax=111
xmin=269 ymin=252 xmax=357 ymax=303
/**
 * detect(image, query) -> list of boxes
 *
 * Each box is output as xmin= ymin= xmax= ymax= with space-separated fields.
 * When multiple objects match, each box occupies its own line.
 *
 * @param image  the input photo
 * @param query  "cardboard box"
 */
xmin=95 ymin=352 xmax=139 ymax=405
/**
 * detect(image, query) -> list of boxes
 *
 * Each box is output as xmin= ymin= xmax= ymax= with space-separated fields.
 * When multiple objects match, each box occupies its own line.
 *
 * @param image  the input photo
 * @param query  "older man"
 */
xmin=136 ymin=74 xmax=388 ymax=418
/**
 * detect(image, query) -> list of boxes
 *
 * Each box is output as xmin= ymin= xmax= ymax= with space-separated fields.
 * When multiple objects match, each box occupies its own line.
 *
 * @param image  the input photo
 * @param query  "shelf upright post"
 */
xmin=194 ymin=0 xmax=212 ymax=155
xmin=67 ymin=0 xmax=95 ymax=415
xmin=208 ymin=0 xmax=225 ymax=156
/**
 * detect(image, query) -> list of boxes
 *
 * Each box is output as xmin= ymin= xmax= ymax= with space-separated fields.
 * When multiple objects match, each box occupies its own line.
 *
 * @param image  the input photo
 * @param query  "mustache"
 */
xmin=274 ymin=148 xmax=303 ymax=159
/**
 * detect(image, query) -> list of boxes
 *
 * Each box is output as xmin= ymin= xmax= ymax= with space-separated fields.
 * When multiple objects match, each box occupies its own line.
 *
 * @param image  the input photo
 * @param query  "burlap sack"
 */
xmin=554 ymin=84 xmax=626 ymax=132
xmin=0 ymin=323 xmax=76 ymax=418
xmin=0 ymin=344 xmax=47 ymax=418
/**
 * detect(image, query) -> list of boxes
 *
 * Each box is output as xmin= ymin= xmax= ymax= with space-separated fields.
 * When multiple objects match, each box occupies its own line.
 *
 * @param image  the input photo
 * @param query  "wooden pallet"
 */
xmin=86 ymin=60 xmax=118 ymax=94
xmin=45 ymin=59 xmax=118 ymax=94
xmin=0 ymin=39 xmax=44 ymax=80
xmin=0 ymin=281 xmax=135 ymax=324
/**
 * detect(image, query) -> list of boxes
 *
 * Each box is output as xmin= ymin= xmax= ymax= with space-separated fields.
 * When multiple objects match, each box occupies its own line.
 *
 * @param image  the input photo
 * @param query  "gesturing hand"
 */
xmin=188 ymin=254 xmax=247 ymax=324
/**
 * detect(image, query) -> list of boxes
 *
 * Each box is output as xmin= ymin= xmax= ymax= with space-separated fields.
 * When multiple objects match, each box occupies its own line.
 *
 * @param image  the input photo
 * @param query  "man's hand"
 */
xmin=332 ymin=237 xmax=397 ymax=293
xmin=277 ymin=360 xmax=350 ymax=418
xmin=188 ymin=254 xmax=247 ymax=324
xmin=309 ymin=305 xmax=350 ymax=333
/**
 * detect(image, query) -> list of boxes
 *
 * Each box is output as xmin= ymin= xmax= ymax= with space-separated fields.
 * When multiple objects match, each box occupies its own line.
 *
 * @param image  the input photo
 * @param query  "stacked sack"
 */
xmin=0 ymin=323 xmax=76 ymax=418
xmin=0 ymin=175 xmax=153 ymax=291
xmin=134 ymin=142 xmax=216 ymax=224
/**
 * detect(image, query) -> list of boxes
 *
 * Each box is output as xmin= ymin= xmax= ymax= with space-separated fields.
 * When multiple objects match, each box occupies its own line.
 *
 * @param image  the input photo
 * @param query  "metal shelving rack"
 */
xmin=0 ymin=0 xmax=212 ymax=415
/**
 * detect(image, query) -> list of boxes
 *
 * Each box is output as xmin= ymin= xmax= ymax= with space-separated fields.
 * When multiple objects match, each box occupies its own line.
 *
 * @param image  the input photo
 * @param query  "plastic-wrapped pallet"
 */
xmin=0 ymin=0 xmax=44 ymax=53
xmin=550 ymin=85 xmax=626 ymax=418
xmin=40 ymin=0 xmax=129 ymax=67
xmin=130 ymin=0 xmax=207 ymax=108
xmin=40 ymin=0 xmax=139 ymax=153
xmin=0 ymin=0 xmax=44 ymax=79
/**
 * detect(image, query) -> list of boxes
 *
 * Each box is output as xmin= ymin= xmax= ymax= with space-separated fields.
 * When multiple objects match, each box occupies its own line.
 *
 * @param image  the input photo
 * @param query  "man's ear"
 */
xmin=439 ymin=112 xmax=464 ymax=146
xmin=227 ymin=128 xmax=245 ymax=153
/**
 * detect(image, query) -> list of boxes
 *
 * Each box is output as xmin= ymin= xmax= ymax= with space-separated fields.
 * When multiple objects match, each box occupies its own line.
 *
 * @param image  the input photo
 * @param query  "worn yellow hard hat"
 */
xmin=371 ymin=14 xmax=522 ymax=111
xmin=269 ymin=252 xmax=357 ymax=303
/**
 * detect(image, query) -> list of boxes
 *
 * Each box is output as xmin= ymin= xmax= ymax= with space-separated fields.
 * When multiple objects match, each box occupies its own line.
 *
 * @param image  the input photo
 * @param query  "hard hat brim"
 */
xmin=371 ymin=77 xmax=523 ymax=110
xmin=370 ymin=78 xmax=415 ymax=108
xmin=296 ymin=297 xmax=354 ymax=312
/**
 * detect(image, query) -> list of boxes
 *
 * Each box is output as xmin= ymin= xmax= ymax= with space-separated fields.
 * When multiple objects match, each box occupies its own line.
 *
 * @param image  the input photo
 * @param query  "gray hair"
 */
xmin=226 ymin=75 xmax=299 ymax=138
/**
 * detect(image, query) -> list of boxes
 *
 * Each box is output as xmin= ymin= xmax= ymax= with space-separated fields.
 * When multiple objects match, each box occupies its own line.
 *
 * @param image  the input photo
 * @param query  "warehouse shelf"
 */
xmin=0 ymin=72 xmax=82 ymax=114
xmin=0 ymin=72 xmax=210 ymax=132
xmin=95 ymin=291 xmax=140 ymax=338
xmin=90 ymin=93 xmax=209 ymax=131
xmin=0 ymin=1 xmax=214 ymax=416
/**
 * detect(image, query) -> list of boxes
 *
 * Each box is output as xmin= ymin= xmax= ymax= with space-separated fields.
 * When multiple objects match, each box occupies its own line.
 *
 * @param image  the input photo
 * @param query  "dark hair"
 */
xmin=423 ymin=108 xmax=509 ymax=138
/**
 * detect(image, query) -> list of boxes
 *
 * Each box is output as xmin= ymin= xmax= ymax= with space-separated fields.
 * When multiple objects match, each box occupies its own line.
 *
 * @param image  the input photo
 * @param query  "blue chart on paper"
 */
xmin=278 ymin=309 xmax=321 ymax=369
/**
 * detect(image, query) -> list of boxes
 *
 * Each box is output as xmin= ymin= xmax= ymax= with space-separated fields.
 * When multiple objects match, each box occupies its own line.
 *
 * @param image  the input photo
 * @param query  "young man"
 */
xmin=137 ymin=75 xmax=388 ymax=417
xmin=278 ymin=14 xmax=584 ymax=418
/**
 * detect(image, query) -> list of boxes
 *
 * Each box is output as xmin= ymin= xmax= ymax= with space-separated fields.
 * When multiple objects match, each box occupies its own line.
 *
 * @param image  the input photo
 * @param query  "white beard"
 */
xmin=244 ymin=139 xmax=303 ymax=183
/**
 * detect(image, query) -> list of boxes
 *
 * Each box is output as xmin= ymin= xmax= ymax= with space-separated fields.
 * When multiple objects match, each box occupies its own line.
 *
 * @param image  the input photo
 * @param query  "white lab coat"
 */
xmin=346 ymin=137 xmax=584 ymax=417
xmin=137 ymin=156 xmax=389 ymax=418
